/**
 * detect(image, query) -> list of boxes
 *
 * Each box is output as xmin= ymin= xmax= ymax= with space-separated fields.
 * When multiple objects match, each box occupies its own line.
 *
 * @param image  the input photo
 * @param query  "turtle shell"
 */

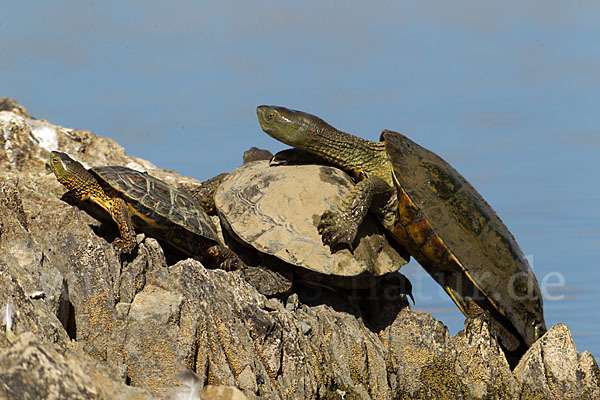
xmin=381 ymin=130 xmax=546 ymax=347
xmin=214 ymin=160 xmax=409 ymax=277
xmin=91 ymin=166 xmax=218 ymax=254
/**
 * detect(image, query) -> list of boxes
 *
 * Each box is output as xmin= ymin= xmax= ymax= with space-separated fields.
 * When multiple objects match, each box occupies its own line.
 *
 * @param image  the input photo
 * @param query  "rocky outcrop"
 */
xmin=514 ymin=324 xmax=600 ymax=399
xmin=0 ymin=98 xmax=598 ymax=399
xmin=0 ymin=333 xmax=157 ymax=400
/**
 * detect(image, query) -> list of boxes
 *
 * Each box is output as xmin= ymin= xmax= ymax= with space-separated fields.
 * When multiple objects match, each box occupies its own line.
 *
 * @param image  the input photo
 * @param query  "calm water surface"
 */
xmin=2 ymin=1 xmax=599 ymax=357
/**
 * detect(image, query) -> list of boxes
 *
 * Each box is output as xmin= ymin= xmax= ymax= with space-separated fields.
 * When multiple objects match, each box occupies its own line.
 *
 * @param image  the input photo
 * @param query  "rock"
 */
xmin=0 ymin=180 xmax=72 ymax=351
xmin=514 ymin=323 xmax=600 ymax=399
xmin=0 ymin=98 xmax=598 ymax=399
xmin=0 ymin=332 xmax=157 ymax=400
xmin=0 ymin=98 xmax=32 ymax=118
xmin=201 ymin=385 xmax=250 ymax=400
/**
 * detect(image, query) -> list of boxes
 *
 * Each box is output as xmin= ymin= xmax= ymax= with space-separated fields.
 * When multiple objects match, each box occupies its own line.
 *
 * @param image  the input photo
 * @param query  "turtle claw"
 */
xmin=318 ymin=210 xmax=358 ymax=250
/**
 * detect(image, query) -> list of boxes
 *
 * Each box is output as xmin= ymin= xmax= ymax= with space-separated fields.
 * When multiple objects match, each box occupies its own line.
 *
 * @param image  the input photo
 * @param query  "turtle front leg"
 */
xmin=318 ymin=175 xmax=389 ymax=250
xmin=108 ymin=197 xmax=137 ymax=254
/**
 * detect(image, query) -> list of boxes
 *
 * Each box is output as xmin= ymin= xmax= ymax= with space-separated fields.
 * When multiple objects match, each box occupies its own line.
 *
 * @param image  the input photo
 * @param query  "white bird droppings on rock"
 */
xmin=28 ymin=120 xmax=58 ymax=151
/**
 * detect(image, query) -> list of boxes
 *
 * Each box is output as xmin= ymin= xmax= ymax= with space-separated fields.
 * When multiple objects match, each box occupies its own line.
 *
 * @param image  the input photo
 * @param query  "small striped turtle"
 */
xmin=257 ymin=105 xmax=546 ymax=359
xmin=49 ymin=151 xmax=233 ymax=265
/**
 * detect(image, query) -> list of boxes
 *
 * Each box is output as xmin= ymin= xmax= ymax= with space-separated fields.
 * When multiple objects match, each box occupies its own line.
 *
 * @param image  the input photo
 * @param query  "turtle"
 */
xmin=48 ymin=151 xmax=235 ymax=266
xmin=214 ymin=160 xmax=410 ymax=287
xmin=256 ymin=105 xmax=547 ymax=357
xmin=184 ymin=150 xmax=412 ymax=302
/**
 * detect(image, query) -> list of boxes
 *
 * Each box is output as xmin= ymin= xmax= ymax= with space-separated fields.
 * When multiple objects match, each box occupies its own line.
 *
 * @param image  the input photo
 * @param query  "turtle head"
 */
xmin=49 ymin=151 xmax=91 ymax=186
xmin=256 ymin=105 xmax=335 ymax=150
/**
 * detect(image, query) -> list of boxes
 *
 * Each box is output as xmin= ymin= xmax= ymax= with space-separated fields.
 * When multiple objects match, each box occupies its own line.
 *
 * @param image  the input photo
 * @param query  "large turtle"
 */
xmin=49 ymin=151 xmax=235 ymax=266
xmin=183 ymin=146 xmax=412 ymax=302
xmin=256 ymin=105 xmax=547 ymax=357
xmin=213 ymin=160 xmax=411 ymax=293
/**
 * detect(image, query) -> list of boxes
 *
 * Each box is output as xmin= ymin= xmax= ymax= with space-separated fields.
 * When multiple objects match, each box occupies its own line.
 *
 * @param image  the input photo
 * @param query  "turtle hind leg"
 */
xmin=206 ymin=245 xmax=293 ymax=296
xmin=237 ymin=253 xmax=294 ymax=297
xmin=206 ymin=244 xmax=243 ymax=271
xmin=463 ymin=295 xmax=531 ymax=369
xmin=108 ymin=197 xmax=137 ymax=254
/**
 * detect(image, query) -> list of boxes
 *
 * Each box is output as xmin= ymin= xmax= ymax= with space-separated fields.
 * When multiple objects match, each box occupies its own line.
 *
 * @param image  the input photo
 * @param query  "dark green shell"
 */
xmin=382 ymin=130 xmax=546 ymax=347
xmin=91 ymin=166 xmax=218 ymax=251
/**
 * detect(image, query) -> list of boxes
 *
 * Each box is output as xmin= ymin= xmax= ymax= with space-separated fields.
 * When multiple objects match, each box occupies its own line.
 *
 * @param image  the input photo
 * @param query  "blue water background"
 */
xmin=2 ymin=1 xmax=599 ymax=357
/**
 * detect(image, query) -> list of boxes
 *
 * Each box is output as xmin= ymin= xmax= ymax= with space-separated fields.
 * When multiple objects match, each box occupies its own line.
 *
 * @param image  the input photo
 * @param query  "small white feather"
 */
xmin=2 ymin=301 xmax=14 ymax=330
xmin=2 ymin=301 xmax=17 ymax=343
xmin=172 ymin=369 xmax=202 ymax=400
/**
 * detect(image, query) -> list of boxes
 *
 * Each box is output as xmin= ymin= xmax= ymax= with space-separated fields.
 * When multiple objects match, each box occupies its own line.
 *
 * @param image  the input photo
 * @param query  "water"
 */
xmin=2 ymin=1 xmax=599 ymax=357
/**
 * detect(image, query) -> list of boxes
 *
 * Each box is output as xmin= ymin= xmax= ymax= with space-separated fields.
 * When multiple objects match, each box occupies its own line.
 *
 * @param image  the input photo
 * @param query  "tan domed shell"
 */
xmin=214 ymin=161 xmax=408 ymax=276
